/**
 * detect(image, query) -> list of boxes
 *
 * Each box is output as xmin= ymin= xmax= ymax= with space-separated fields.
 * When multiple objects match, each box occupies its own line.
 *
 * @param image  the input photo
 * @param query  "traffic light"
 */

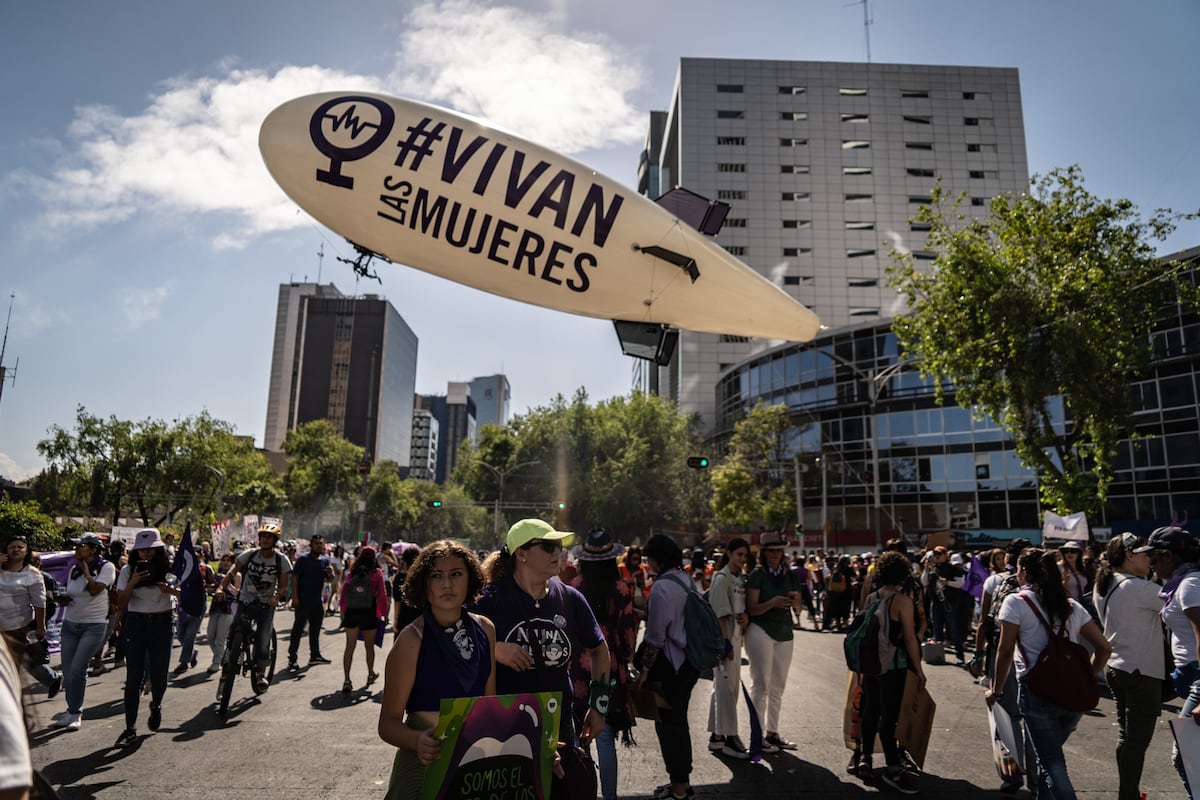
xmin=686 ymin=456 xmax=710 ymax=469
xmin=795 ymin=522 xmax=804 ymax=536
xmin=427 ymin=500 xmax=443 ymax=508
xmin=557 ymin=502 xmax=566 ymax=510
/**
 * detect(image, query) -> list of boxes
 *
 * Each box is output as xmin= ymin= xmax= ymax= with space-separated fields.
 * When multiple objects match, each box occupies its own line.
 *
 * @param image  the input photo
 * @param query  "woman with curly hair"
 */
xmin=987 ymin=548 xmax=1110 ymax=800
xmin=379 ymin=540 xmax=495 ymax=800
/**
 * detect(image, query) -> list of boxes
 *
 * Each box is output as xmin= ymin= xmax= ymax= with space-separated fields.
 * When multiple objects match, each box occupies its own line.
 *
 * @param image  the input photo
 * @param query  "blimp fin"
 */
xmin=634 ymin=245 xmax=700 ymax=284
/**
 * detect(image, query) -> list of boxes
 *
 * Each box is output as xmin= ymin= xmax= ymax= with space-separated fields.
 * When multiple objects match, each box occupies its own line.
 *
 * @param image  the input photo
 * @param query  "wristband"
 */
xmin=588 ymin=678 xmax=615 ymax=716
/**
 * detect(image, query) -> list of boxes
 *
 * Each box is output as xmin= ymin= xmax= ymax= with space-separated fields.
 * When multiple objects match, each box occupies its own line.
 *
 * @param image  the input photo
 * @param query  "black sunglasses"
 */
xmin=522 ymin=540 xmax=562 ymax=554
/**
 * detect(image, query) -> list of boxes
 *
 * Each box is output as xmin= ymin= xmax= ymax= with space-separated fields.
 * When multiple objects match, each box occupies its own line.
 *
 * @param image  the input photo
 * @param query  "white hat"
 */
xmin=133 ymin=528 xmax=165 ymax=551
xmin=949 ymin=552 xmax=963 ymax=565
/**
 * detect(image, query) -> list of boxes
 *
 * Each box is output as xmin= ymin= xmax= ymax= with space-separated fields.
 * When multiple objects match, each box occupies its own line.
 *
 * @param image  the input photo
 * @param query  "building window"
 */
xmin=724 ymin=245 xmax=747 ymax=255
xmin=967 ymin=143 xmax=997 ymax=153
xmin=963 ymin=91 xmax=990 ymax=101
xmin=720 ymin=334 xmax=751 ymax=343
xmin=970 ymin=169 xmax=999 ymax=179
xmin=841 ymin=113 xmax=869 ymax=123
xmin=843 ymin=166 xmax=873 ymax=175
xmin=964 ymin=117 xmax=994 ymax=127
xmin=842 ymin=140 xmax=871 ymax=150
xmin=971 ymin=197 xmax=988 ymax=206
xmin=716 ymin=136 xmax=745 ymax=145
xmin=783 ymin=275 xmax=800 ymax=285
xmin=781 ymin=165 xmax=810 ymax=174
xmin=723 ymin=217 xmax=747 ymax=227
xmin=717 ymin=163 xmax=746 ymax=173
xmin=848 ymin=277 xmax=878 ymax=287
xmin=782 ymin=219 xmax=812 ymax=229
xmin=846 ymin=193 xmax=873 ymax=202
xmin=847 ymin=248 xmax=876 ymax=258
xmin=907 ymin=167 xmax=936 ymax=177
xmin=781 ymin=111 xmax=808 ymax=121
xmin=778 ymin=85 xmax=806 ymax=95
xmin=716 ymin=83 xmax=744 ymax=93
xmin=780 ymin=138 xmax=808 ymax=146
xmin=901 ymin=89 xmax=930 ymax=98
xmin=903 ymin=115 xmax=932 ymax=124
xmin=909 ymin=195 xmax=933 ymax=204
xmin=839 ymin=87 xmax=868 ymax=96
xmin=781 ymin=192 xmax=811 ymax=201
xmin=850 ymin=307 xmax=879 ymax=316
xmin=846 ymin=221 xmax=875 ymax=230
xmin=717 ymin=110 xmax=744 ymax=119
xmin=911 ymin=221 xmax=932 ymax=232
xmin=906 ymin=142 xmax=934 ymax=151
xmin=913 ymin=250 xmax=937 ymax=261
xmin=782 ymin=247 xmax=813 ymax=257
xmin=717 ymin=189 xmax=746 ymax=200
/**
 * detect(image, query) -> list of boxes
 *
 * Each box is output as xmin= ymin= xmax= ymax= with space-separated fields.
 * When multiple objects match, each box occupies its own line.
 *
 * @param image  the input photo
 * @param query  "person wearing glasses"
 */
xmin=474 ymin=519 xmax=611 ymax=750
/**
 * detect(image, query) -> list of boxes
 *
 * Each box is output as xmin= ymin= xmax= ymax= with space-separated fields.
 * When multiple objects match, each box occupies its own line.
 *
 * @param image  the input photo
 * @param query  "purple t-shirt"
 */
xmin=472 ymin=576 xmax=604 ymax=733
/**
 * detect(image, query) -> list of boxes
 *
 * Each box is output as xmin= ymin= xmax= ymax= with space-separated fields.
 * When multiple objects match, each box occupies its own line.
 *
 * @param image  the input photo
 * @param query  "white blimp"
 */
xmin=259 ymin=92 xmax=821 ymax=363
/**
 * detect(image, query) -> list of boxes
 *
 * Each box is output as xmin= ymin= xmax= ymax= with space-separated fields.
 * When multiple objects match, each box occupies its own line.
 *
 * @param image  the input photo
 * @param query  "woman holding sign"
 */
xmin=379 ymin=540 xmax=495 ymax=800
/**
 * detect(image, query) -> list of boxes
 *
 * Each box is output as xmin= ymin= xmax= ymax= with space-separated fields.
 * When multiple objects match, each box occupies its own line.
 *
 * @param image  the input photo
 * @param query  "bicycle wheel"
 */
xmin=217 ymin=627 xmax=243 ymax=718
xmin=266 ymin=629 xmax=278 ymax=683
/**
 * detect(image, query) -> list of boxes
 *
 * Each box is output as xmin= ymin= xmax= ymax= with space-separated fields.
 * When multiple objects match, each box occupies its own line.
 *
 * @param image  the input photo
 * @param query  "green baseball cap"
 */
xmin=505 ymin=519 xmax=574 ymax=554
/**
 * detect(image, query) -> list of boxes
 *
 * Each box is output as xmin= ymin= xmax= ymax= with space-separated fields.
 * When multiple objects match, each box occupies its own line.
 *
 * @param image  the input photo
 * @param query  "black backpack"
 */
xmin=844 ymin=592 xmax=898 ymax=676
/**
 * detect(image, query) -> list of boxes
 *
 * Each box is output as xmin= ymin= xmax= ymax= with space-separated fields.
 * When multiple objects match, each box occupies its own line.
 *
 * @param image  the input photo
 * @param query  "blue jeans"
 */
xmin=1019 ymin=679 xmax=1082 ymax=800
xmin=123 ymin=611 xmax=173 ymax=729
xmin=58 ymin=620 xmax=107 ymax=716
xmin=176 ymin=610 xmax=203 ymax=666
xmin=237 ymin=602 xmax=275 ymax=671
xmin=1174 ymin=675 xmax=1200 ymax=793
xmin=588 ymin=722 xmax=617 ymax=800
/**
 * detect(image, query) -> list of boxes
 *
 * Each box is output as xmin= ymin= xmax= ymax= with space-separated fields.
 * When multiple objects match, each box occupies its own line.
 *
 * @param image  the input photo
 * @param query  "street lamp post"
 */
xmin=472 ymin=459 xmax=541 ymax=544
xmin=820 ymin=350 xmax=906 ymax=551
xmin=204 ymin=464 xmax=227 ymax=520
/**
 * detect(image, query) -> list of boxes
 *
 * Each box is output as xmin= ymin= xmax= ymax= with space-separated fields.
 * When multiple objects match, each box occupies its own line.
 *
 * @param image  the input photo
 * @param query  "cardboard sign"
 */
xmin=423 ymin=692 xmax=561 ymax=800
xmin=895 ymin=672 xmax=936 ymax=769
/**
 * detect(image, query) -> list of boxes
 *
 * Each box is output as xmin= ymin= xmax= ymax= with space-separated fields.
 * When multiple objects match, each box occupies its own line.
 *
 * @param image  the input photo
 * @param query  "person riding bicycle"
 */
xmin=214 ymin=523 xmax=293 ymax=694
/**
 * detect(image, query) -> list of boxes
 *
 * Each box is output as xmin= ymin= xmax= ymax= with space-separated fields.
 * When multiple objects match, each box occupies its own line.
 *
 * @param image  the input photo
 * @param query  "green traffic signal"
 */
xmin=557 ymin=502 xmax=566 ymax=509
xmin=428 ymin=500 xmax=443 ymax=508
xmin=686 ymin=456 xmax=710 ymax=469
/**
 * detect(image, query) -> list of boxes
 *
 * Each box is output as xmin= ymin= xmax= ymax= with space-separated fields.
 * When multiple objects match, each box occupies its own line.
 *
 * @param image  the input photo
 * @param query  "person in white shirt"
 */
xmin=0 ymin=535 xmax=62 ymax=700
xmin=1093 ymin=532 xmax=1164 ymax=800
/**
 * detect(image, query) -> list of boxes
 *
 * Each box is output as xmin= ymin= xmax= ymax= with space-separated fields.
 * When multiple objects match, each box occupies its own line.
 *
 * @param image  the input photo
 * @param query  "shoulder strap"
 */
xmin=658 ymin=570 xmax=695 ymax=594
xmin=1020 ymin=593 xmax=1065 ymax=637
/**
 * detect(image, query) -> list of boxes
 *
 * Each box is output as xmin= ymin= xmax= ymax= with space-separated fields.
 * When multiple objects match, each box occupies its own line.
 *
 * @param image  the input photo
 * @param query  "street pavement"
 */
xmin=26 ymin=609 xmax=1184 ymax=798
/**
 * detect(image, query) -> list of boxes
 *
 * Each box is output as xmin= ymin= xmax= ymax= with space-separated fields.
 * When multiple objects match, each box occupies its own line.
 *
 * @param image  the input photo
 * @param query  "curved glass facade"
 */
xmin=715 ymin=255 xmax=1200 ymax=543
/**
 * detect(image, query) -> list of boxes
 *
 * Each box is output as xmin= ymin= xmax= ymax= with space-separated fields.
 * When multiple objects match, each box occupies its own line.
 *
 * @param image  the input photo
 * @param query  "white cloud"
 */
xmin=119 ymin=281 xmax=174 ymax=329
xmin=0 ymin=452 xmax=37 ymax=482
xmin=9 ymin=290 xmax=71 ymax=337
xmin=392 ymin=0 xmax=646 ymax=152
xmin=10 ymin=1 xmax=647 ymax=247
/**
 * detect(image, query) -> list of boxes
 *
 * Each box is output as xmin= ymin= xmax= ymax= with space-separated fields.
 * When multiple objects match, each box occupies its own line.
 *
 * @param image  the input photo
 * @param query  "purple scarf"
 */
xmin=423 ymin=605 xmax=485 ymax=695
xmin=1159 ymin=562 xmax=1200 ymax=607
xmin=70 ymin=554 xmax=108 ymax=582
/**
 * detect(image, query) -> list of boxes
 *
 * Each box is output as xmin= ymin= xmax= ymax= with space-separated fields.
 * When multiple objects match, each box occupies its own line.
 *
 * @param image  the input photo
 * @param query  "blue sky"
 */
xmin=1 ymin=0 xmax=1197 ymax=481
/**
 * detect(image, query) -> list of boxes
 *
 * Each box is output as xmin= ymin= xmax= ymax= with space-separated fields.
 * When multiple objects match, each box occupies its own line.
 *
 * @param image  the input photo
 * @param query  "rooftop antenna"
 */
xmin=0 ymin=293 xmax=18 ymax=414
xmin=317 ymin=242 xmax=324 ymax=284
xmin=845 ymin=0 xmax=873 ymax=62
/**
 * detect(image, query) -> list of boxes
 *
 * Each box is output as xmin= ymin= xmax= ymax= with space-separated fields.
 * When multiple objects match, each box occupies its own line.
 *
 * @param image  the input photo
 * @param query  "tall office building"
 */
xmin=409 ymin=407 xmax=439 ymax=481
xmin=468 ymin=374 xmax=511 ymax=430
xmin=415 ymin=385 xmax=476 ymax=484
xmin=639 ymin=58 xmax=1028 ymax=430
xmin=263 ymin=283 xmax=418 ymax=466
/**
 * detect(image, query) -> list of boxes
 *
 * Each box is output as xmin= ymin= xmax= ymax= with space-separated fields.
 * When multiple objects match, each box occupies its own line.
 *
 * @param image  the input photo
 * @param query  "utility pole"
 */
xmin=0 ymin=293 xmax=18 ymax=414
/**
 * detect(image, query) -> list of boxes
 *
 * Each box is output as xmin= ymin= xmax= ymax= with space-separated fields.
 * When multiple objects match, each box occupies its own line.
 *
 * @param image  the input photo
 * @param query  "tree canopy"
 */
xmin=710 ymin=402 xmax=798 ymax=529
xmin=887 ymin=166 xmax=1200 ymax=515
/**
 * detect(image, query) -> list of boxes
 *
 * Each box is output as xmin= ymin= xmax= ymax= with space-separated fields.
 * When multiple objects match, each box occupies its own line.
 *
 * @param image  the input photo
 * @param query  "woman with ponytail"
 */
xmin=1092 ymin=532 xmax=1163 ymax=800
xmin=986 ymin=548 xmax=1110 ymax=800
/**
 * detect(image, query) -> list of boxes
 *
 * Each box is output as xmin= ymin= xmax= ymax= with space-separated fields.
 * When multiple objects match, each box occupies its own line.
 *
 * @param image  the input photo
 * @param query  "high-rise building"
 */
xmin=415 ymin=385 xmax=476 ymax=484
xmin=263 ymin=283 xmax=418 ymax=466
xmin=468 ymin=374 xmax=511 ymax=430
xmin=639 ymin=58 xmax=1028 ymax=430
xmin=409 ymin=407 xmax=439 ymax=481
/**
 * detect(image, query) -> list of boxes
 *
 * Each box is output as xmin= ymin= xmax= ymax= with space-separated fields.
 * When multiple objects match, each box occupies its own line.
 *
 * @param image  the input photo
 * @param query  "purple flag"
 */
xmin=740 ymin=680 xmax=764 ymax=763
xmin=964 ymin=553 xmax=990 ymax=601
xmin=170 ymin=524 xmax=205 ymax=617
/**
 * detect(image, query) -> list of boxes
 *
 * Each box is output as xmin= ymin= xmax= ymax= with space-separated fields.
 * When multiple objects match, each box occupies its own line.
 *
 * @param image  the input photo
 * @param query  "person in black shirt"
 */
xmin=287 ymin=534 xmax=334 ymax=670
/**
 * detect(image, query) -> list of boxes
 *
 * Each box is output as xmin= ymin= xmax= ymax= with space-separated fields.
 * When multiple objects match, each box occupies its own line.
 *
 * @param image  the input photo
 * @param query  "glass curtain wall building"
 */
xmin=715 ymin=249 xmax=1200 ymax=545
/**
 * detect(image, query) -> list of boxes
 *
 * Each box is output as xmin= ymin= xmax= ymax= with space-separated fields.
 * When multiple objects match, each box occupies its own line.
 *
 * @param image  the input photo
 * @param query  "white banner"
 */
xmin=210 ymin=520 xmax=230 ymax=557
xmin=109 ymin=526 xmax=143 ymax=547
xmin=242 ymin=514 xmax=260 ymax=543
xmin=1043 ymin=511 xmax=1089 ymax=542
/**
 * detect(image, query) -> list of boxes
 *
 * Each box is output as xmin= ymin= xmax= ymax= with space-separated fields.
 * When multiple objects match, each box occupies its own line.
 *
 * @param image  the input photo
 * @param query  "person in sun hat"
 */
xmin=744 ymin=530 xmax=803 ymax=754
xmin=474 ymin=519 xmax=610 ymax=750
xmin=568 ymin=527 xmax=638 ymax=800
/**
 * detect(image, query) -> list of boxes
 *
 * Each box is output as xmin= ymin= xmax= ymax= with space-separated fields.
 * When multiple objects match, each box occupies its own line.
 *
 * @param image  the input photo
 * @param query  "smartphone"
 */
xmin=136 ymin=563 xmax=151 ymax=575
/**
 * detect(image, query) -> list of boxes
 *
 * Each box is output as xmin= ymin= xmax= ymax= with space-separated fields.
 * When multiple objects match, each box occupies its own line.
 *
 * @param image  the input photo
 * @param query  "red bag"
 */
xmin=1018 ymin=594 xmax=1098 ymax=712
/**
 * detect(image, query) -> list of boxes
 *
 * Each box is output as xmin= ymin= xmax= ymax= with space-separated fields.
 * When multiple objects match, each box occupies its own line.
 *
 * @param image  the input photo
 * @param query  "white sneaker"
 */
xmin=64 ymin=713 xmax=82 ymax=731
xmin=48 ymin=711 xmax=71 ymax=728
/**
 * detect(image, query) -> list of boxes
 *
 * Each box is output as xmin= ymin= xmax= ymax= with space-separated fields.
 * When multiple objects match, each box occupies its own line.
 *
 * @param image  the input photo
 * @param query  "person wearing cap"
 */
xmin=338 ymin=545 xmax=388 ymax=693
xmin=744 ymin=530 xmax=803 ymax=754
xmin=569 ymin=528 xmax=638 ymax=800
xmin=931 ymin=548 xmax=968 ymax=664
xmin=473 ymin=519 xmax=610 ymax=751
xmin=1143 ymin=525 xmax=1200 ymax=794
xmin=114 ymin=528 xmax=181 ymax=746
xmin=45 ymin=532 xmax=116 ymax=732
xmin=1093 ymin=532 xmax=1164 ymax=800
xmin=1 ymin=534 xmax=64 ymax=705
xmin=213 ymin=523 xmax=292 ymax=697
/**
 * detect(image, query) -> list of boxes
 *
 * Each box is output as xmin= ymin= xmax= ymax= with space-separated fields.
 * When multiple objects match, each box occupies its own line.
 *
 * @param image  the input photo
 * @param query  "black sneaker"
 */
xmin=651 ymin=784 xmax=694 ymax=800
xmin=878 ymin=769 xmax=919 ymax=795
xmin=708 ymin=733 xmax=725 ymax=751
xmin=721 ymin=735 xmax=751 ymax=760
xmin=847 ymin=748 xmax=862 ymax=776
xmin=115 ymin=728 xmax=138 ymax=748
xmin=147 ymin=703 xmax=161 ymax=732
xmin=858 ymin=755 xmax=876 ymax=784
xmin=764 ymin=733 xmax=797 ymax=751
xmin=252 ymin=672 xmax=270 ymax=695
xmin=309 ymin=654 xmax=332 ymax=664
xmin=287 ymin=657 xmax=299 ymax=673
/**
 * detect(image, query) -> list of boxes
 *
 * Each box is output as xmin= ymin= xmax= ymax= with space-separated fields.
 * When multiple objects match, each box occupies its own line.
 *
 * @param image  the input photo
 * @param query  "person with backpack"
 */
xmin=987 ymin=548 xmax=1111 ymax=800
xmin=744 ymin=530 xmax=802 ymax=754
xmin=1092 ymin=532 xmax=1163 ymax=800
xmin=634 ymin=534 xmax=699 ymax=800
xmin=339 ymin=546 xmax=388 ymax=693
xmin=707 ymin=538 xmax=751 ymax=759
xmin=851 ymin=550 xmax=926 ymax=794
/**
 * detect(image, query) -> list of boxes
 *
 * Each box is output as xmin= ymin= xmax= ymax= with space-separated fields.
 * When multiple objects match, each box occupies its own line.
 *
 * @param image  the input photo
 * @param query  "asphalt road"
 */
xmin=25 ymin=610 xmax=1186 ymax=798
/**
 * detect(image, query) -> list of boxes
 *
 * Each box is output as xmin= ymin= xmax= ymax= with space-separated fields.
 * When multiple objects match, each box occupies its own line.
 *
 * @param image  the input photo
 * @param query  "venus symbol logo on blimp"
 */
xmin=308 ymin=96 xmax=395 ymax=189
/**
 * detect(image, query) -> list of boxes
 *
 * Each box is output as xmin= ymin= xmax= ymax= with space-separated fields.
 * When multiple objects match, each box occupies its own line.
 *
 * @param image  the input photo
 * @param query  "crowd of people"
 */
xmin=3 ymin=522 xmax=1200 ymax=799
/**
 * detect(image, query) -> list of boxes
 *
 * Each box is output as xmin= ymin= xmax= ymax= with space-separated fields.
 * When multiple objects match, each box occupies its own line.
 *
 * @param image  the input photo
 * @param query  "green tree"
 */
xmin=887 ymin=166 xmax=1200 ymax=515
xmin=0 ymin=498 xmax=63 ymax=551
xmin=281 ymin=420 xmax=364 ymax=535
xmin=710 ymin=402 xmax=797 ymax=529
